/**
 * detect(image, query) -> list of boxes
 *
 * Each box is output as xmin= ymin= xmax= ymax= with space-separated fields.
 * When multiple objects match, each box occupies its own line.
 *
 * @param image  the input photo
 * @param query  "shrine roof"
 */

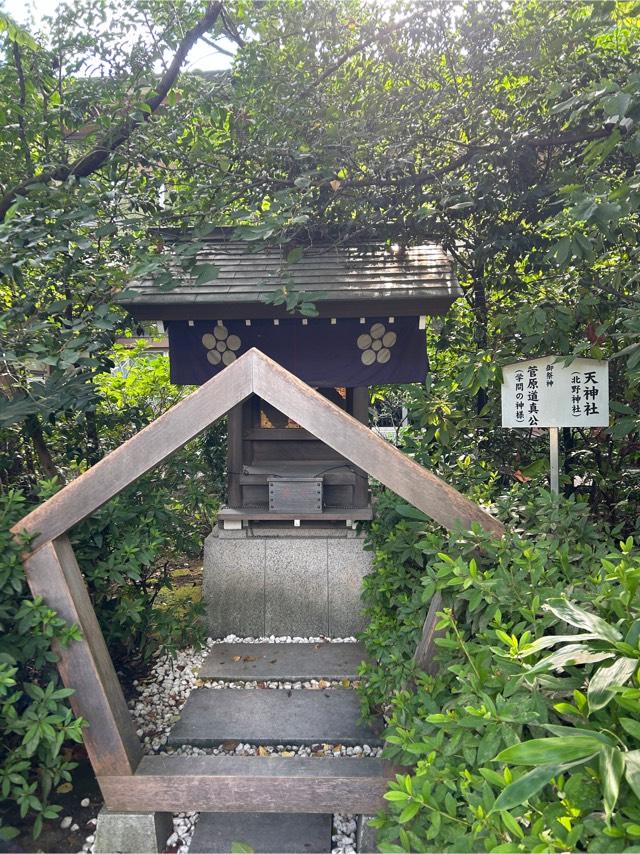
xmin=119 ymin=231 xmax=461 ymax=320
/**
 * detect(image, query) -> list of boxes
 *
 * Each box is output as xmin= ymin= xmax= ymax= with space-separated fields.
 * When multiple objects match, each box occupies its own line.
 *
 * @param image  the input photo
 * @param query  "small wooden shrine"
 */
xmin=120 ymin=229 xmax=461 ymax=526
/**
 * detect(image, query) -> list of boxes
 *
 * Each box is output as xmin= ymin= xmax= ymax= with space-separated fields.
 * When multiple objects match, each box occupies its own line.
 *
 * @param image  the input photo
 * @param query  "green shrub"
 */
xmin=360 ymin=487 xmax=640 ymax=852
xmin=0 ymin=490 xmax=84 ymax=841
xmin=0 ymin=345 xmax=223 ymax=836
xmin=71 ymin=474 xmax=207 ymax=665
xmin=38 ymin=344 xmax=223 ymax=666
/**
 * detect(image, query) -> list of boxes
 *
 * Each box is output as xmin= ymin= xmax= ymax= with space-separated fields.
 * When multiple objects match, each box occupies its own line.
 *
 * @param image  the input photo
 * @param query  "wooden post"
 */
xmin=549 ymin=426 xmax=560 ymax=494
xmin=413 ymin=592 xmax=443 ymax=675
xmin=351 ymin=387 xmax=369 ymax=426
xmin=351 ymin=387 xmax=369 ymax=508
xmin=24 ymin=536 xmax=142 ymax=777
xmin=227 ymin=404 xmax=243 ymax=507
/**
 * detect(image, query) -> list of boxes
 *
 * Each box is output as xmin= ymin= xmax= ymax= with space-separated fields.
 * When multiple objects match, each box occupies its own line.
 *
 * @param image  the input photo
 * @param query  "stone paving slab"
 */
xmin=167 ymin=688 xmax=383 ymax=747
xmin=199 ymin=642 xmax=368 ymax=682
xmin=190 ymin=812 xmax=332 ymax=853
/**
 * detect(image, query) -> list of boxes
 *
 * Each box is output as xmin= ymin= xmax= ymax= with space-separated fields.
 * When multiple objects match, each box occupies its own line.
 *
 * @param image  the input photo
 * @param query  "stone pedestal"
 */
xmin=93 ymin=809 xmax=172 ymax=854
xmin=203 ymin=525 xmax=373 ymax=637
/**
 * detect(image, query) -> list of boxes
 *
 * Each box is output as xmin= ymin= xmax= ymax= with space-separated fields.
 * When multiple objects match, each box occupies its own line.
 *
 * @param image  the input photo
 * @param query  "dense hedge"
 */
xmin=0 ymin=349 xmax=226 ymax=837
xmin=360 ymin=488 xmax=640 ymax=852
xmin=0 ymin=491 xmax=84 ymax=841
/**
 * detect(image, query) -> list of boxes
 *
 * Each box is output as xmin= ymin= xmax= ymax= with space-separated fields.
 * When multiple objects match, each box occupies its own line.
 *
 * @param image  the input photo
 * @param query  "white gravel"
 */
xmin=82 ymin=636 xmax=378 ymax=853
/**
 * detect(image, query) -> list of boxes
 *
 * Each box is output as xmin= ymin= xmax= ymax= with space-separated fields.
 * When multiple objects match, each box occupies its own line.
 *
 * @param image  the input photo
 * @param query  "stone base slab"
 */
xmin=198 ymin=640 xmax=368 ymax=681
xmin=190 ymin=812 xmax=332 ymax=853
xmin=203 ymin=525 xmax=373 ymax=637
xmin=166 ymin=687 xmax=383 ymax=748
xmin=93 ymin=808 xmax=172 ymax=854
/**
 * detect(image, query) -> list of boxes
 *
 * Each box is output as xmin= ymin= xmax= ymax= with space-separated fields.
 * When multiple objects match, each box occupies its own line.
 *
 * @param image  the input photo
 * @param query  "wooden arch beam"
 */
xmin=13 ymin=354 xmax=254 ymax=553
xmin=251 ymin=351 xmax=504 ymax=537
xmin=13 ymin=347 xmax=504 ymax=795
xmin=14 ymin=348 xmax=503 ymax=553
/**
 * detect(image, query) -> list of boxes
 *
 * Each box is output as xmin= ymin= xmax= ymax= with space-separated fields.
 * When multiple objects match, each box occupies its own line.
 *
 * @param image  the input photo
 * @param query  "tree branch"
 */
xmin=12 ymin=41 xmax=34 ymax=177
xmin=295 ymin=12 xmax=421 ymax=101
xmin=0 ymin=1 xmax=224 ymax=221
xmin=201 ymin=34 xmax=235 ymax=58
xmin=338 ymin=125 xmax=615 ymax=191
xmin=220 ymin=7 xmax=245 ymax=49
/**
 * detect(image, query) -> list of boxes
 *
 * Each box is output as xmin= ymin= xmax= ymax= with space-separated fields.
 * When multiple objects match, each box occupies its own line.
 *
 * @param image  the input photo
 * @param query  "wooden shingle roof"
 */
xmin=120 ymin=234 xmax=461 ymax=320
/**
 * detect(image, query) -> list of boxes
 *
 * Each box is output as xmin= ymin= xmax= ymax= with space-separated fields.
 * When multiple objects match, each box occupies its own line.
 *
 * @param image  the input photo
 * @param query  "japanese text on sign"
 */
xmin=501 ymin=357 xmax=608 ymax=428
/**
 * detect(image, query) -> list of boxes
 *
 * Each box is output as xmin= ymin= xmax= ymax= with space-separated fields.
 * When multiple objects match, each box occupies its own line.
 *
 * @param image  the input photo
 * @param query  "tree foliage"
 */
xmin=1 ymin=0 xmax=639 ymax=516
xmin=360 ymin=490 xmax=640 ymax=852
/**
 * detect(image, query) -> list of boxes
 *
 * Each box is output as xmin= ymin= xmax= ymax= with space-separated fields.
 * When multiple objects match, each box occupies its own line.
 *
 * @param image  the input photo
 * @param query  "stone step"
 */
xmin=198 ymin=641 xmax=368 ymax=682
xmin=98 ymin=755 xmax=394 ymax=815
xmin=167 ymin=688 xmax=384 ymax=748
xmin=190 ymin=812 xmax=332 ymax=853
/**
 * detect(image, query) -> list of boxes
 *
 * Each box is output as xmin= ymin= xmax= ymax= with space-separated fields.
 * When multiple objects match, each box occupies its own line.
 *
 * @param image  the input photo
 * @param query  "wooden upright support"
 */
xmin=350 ymin=387 xmax=369 ymax=508
xmin=413 ymin=592 xmax=444 ymax=676
xmin=227 ymin=403 xmax=243 ymax=507
xmin=24 ymin=536 xmax=142 ymax=777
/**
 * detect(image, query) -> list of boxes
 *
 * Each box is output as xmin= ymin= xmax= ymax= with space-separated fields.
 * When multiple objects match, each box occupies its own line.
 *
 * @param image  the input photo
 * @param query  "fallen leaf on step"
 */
xmin=281 ymin=751 xmax=295 ymax=757
xmin=231 ymin=656 xmax=242 ymax=662
xmin=222 ymin=740 xmax=240 ymax=751
xmin=341 ymin=679 xmax=351 ymax=688
xmin=257 ymin=746 xmax=269 ymax=757
xmin=243 ymin=656 xmax=257 ymax=662
xmin=318 ymin=679 xmax=330 ymax=689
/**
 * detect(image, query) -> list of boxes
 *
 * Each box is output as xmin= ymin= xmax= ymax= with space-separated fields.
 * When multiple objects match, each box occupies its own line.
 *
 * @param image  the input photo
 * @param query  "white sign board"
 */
xmin=501 ymin=356 xmax=608 ymax=429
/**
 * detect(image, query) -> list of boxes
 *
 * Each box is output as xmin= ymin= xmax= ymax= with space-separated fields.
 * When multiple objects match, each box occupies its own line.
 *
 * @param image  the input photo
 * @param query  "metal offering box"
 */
xmin=268 ymin=476 xmax=323 ymax=513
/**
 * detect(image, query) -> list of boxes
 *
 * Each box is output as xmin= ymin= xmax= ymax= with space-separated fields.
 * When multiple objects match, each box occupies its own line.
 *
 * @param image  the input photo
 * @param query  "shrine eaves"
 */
xmin=119 ymin=229 xmax=462 ymax=387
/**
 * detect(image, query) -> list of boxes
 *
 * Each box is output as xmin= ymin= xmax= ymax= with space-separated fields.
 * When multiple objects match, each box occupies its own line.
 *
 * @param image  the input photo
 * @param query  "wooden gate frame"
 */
xmin=13 ymin=348 xmax=504 ymax=810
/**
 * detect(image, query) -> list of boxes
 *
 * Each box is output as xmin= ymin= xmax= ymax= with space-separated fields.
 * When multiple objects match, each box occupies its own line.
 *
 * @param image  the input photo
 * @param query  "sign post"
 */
xmin=501 ymin=357 xmax=609 ymax=494
xmin=549 ymin=426 xmax=559 ymax=494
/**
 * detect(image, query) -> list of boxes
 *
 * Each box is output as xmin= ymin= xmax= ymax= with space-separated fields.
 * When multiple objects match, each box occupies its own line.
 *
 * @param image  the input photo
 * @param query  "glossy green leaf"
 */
xmin=625 ymin=750 xmax=640 ymax=800
xmin=600 ymin=746 xmax=624 ymax=819
xmin=398 ymin=801 xmax=421 ymax=823
xmin=495 ymin=737 xmax=602 ymax=766
xmin=543 ymin=599 xmax=622 ymax=642
xmin=619 ymin=717 xmax=640 ymax=741
xmin=588 ymin=657 xmax=637 ymax=711
xmin=492 ymin=764 xmax=563 ymax=812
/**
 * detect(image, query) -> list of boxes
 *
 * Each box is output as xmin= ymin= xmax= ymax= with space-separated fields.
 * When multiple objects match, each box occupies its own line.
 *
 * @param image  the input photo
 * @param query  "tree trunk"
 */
xmin=24 ymin=414 xmax=63 ymax=483
xmin=85 ymin=409 xmax=102 ymax=466
xmin=472 ymin=269 xmax=488 ymax=415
